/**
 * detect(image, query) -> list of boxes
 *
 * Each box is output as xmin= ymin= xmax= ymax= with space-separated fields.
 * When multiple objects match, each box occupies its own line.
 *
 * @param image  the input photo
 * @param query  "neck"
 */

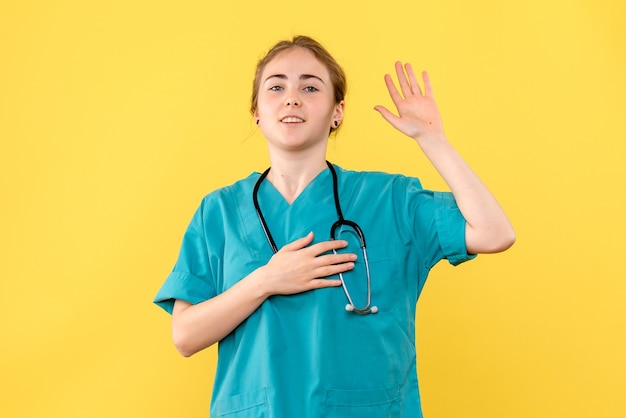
xmin=265 ymin=154 xmax=328 ymax=204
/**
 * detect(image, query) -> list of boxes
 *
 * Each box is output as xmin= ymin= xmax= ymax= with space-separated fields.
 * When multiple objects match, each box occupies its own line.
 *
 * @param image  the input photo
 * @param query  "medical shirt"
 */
xmin=154 ymin=165 xmax=475 ymax=418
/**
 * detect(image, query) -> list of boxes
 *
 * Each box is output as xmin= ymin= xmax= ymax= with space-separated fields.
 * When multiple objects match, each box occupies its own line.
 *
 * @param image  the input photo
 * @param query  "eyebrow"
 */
xmin=264 ymin=74 xmax=325 ymax=84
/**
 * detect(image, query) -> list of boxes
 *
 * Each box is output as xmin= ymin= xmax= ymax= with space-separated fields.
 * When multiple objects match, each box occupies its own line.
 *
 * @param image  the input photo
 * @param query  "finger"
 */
xmin=383 ymin=73 xmax=403 ymax=105
xmin=306 ymin=238 xmax=349 ymax=256
xmin=405 ymin=63 xmax=423 ymax=96
xmin=374 ymin=105 xmax=403 ymax=131
xmin=279 ymin=231 xmax=314 ymax=252
xmin=312 ymin=262 xmax=355 ymax=279
xmin=395 ymin=61 xmax=412 ymax=98
xmin=422 ymin=70 xmax=434 ymax=97
xmin=314 ymin=252 xmax=357 ymax=267
xmin=309 ymin=278 xmax=343 ymax=289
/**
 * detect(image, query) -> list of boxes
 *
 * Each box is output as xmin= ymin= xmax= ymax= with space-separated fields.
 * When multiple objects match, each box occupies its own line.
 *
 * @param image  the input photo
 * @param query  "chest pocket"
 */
xmin=338 ymin=243 xmax=405 ymax=312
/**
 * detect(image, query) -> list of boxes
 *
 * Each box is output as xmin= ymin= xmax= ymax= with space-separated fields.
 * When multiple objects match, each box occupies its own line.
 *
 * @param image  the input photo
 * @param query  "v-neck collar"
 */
xmin=248 ymin=164 xmax=339 ymax=253
xmin=258 ymin=165 xmax=332 ymax=208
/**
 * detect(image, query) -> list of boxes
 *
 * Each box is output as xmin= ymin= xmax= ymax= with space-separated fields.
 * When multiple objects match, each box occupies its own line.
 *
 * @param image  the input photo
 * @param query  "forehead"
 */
xmin=261 ymin=47 xmax=331 ymax=82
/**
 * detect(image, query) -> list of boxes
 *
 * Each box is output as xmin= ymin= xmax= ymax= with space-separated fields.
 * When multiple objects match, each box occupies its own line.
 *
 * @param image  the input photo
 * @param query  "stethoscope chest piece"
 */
xmin=330 ymin=220 xmax=377 ymax=315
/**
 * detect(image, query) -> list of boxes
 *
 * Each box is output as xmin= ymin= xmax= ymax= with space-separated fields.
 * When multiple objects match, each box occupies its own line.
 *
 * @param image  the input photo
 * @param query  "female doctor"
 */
xmin=154 ymin=36 xmax=515 ymax=417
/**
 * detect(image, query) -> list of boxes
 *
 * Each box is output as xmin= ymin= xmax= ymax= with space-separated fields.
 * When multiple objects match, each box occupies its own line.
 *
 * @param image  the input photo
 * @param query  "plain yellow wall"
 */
xmin=1 ymin=0 xmax=625 ymax=417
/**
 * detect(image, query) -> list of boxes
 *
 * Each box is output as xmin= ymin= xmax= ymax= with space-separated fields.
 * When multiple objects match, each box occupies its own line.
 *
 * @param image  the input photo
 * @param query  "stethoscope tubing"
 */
xmin=253 ymin=161 xmax=377 ymax=315
xmin=252 ymin=167 xmax=279 ymax=253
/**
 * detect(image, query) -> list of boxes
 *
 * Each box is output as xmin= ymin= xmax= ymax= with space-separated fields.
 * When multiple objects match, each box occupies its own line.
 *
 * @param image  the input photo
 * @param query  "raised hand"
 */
xmin=374 ymin=62 xmax=445 ymax=142
xmin=373 ymin=63 xmax=515 ymax=258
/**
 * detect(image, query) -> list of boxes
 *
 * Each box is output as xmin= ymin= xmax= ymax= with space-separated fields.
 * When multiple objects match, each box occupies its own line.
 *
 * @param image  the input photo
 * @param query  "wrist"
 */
xmin=414 ymin=132 xmax=449 ymax=150
xmin=247 ymin=265 xmax=273 ymax=300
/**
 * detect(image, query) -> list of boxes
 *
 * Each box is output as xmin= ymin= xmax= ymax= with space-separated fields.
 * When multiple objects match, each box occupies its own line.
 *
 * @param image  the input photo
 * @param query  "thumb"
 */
xmin=374 ymin=105 xmax=408 ymax=134
xmin=374 ymin=105 xmax=400 ymax=126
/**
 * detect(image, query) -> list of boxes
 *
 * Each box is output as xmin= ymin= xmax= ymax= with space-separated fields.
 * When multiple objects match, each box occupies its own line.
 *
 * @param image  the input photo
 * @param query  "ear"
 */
xmin=332 ymin=100 xmax=345 ymax=126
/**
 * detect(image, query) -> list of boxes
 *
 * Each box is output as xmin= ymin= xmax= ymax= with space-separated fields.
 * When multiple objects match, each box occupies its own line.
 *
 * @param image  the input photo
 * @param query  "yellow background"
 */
xmin=1 ymin=0 xmax=624 ymax=417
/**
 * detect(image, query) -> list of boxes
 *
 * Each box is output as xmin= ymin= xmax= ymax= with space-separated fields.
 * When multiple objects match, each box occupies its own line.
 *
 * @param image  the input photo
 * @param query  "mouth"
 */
xmin=280 ymin=117 xmax=305 ymax=123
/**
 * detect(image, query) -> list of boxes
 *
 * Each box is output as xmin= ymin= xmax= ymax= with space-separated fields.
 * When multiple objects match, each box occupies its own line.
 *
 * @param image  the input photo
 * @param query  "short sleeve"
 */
xmin=401 ymin=177 xmax=476 ymax=269
xmin=433 ymin=191 xmax=477 ymax=266
xmin=153 ymin=204 xmax=218 ymax=315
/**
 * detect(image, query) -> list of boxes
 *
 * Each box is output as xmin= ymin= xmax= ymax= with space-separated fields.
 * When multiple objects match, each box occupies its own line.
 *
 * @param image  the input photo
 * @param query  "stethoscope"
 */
xmin=253 ymin=161 xmax=378 ymax=315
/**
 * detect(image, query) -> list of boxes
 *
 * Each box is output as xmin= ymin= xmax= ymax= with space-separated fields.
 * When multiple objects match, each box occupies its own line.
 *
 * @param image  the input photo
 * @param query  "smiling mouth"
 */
xmin=281 ymin=117 xmax=304 ymax=123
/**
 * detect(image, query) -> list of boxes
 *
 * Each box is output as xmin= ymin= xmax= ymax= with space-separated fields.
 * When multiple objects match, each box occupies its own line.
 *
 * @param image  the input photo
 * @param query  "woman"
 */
xmin=154 ymin=35 xmax=514 ymax=417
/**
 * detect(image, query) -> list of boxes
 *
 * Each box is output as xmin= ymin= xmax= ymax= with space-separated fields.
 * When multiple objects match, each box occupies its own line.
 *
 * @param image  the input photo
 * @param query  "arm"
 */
xmin=171 ymin=232 xmax=354 ymax=357
xmin=374 ymin=62 xmax=515 ymax=254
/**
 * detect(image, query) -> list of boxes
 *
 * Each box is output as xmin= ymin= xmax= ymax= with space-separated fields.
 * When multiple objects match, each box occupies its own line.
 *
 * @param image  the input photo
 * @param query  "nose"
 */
xmin=285 ymin=90 xmax=301 ymax=107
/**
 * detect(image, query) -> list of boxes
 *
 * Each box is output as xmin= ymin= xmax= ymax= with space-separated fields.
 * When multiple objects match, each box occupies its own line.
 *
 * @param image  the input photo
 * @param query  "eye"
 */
xmin=269 ymin=85 xmax=283 ymax=91
xmin=303 ymin=86 xmax=318 ymax=92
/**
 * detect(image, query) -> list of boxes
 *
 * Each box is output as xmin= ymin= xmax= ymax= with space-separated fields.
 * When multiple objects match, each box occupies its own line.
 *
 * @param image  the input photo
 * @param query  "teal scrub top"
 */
xmin=154 ymin=165 xmax=475 ymax=418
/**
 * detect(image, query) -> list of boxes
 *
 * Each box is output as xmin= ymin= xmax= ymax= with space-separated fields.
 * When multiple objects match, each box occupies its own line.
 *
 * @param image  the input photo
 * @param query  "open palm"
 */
xmin=374 ymin=62 xmax=444 ymax=142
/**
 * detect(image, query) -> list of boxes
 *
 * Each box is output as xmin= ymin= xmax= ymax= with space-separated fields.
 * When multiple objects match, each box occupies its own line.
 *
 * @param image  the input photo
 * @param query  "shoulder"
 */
xmin=334 ymin=165 xmax=424 ymax=190
xmin=199 ymin=173 xmax=259 ymax=206
xmin=188 ymin=173 xmax=260 ymax=224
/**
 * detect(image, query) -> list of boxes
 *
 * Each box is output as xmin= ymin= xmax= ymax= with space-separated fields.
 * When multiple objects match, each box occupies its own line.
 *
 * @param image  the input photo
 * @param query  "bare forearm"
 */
xmin=417 ymin=133 xmax=515 ymax=253
xmin=172 ymin=269 xmax=268 ymax=357
xmin=170 ymin=233 xmax=352 ymax=357
xmin=373 ymin=65 xmax=515 ymax=253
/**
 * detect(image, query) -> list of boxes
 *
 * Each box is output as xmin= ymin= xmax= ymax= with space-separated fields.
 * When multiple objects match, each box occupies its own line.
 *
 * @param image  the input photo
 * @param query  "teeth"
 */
xmin=281 ymin=117 xmax=304 ymax=123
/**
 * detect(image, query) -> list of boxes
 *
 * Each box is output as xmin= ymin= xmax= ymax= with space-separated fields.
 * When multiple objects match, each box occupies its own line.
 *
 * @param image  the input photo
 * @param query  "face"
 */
xmin=254 ymin=47 xmax=344 ymax=154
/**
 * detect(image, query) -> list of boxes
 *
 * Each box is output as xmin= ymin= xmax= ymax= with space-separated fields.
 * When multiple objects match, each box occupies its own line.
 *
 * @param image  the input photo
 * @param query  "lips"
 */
xmin=280 ymin=116 xmax=304 ymax=123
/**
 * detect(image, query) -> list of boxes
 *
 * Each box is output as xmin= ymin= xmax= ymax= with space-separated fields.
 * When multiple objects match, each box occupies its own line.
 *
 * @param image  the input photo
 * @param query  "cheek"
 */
xmin=255 ymin=95 xmax=279 ymax=116
xmin=256 ymin=107 xmax=273 ymax=122
xmin=254 ymin=102 xmax=267 ymax=120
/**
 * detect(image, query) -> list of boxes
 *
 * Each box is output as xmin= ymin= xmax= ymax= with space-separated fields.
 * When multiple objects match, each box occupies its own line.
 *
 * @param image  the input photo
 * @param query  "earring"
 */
xmin=334 ymin=121 xmax=339 ymax=127
xmin=256 ymin=119 xmax=259 ymax=125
